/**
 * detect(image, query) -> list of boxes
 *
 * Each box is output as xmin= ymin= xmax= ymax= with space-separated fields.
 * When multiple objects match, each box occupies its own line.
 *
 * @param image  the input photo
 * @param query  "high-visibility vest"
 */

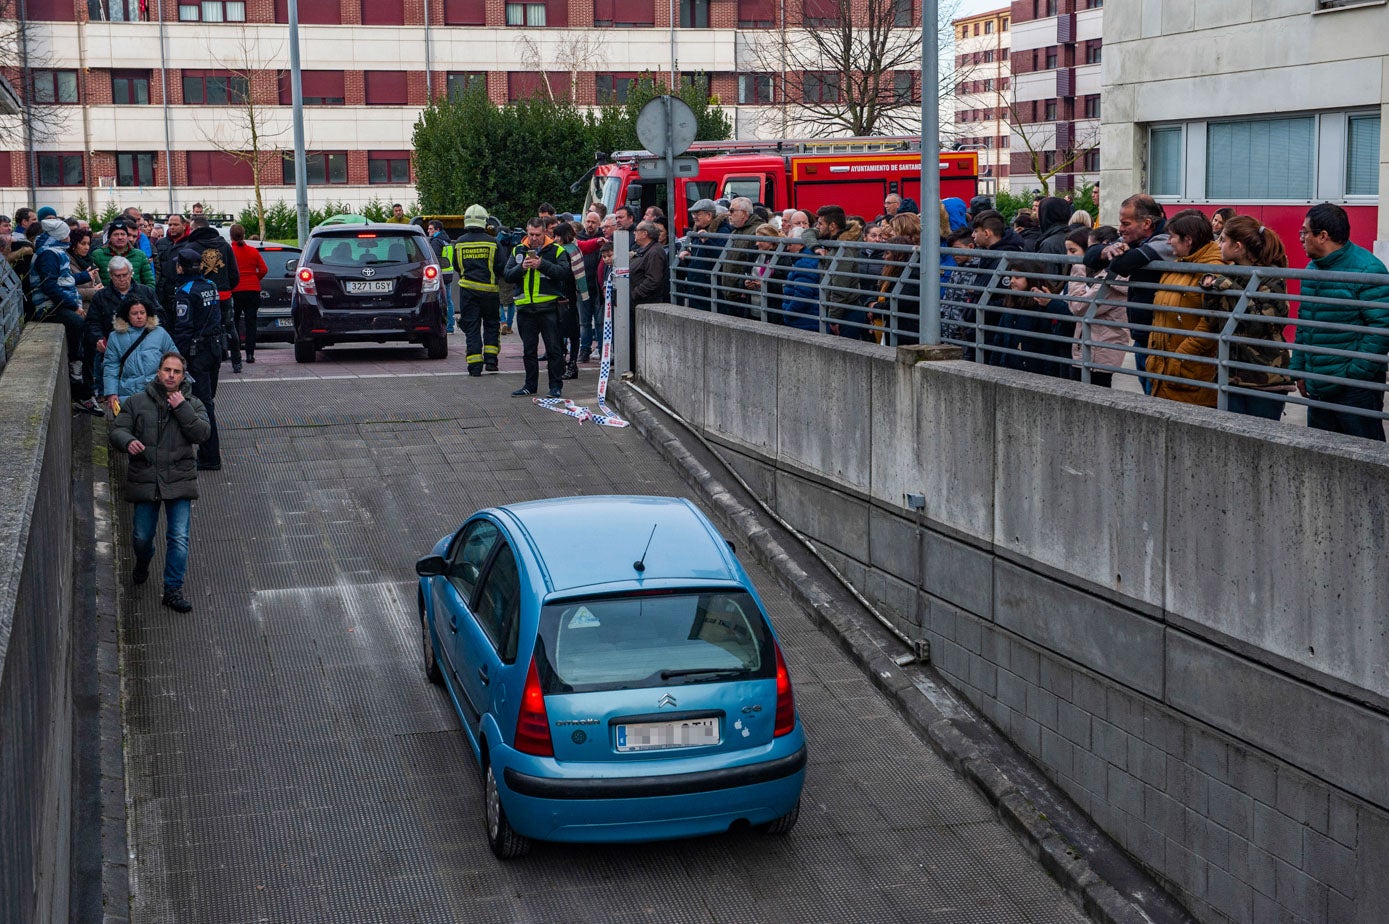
xmin=511 ymin=242 xmax=565 ymax=307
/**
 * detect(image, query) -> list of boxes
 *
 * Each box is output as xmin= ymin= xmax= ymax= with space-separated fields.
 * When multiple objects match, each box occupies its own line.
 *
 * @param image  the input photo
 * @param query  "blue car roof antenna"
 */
xmin=632 ymin=524 xmax=658 ymax=573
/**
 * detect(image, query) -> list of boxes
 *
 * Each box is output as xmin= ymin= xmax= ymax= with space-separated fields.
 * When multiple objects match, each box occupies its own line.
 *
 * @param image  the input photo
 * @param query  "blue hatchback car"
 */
xmin=415 ymin=495 xmax=807 ymax=858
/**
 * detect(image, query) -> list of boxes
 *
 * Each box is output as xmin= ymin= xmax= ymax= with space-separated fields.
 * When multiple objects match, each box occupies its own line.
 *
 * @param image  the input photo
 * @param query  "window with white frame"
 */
xmin=179 ymin=1 xmax=246 ymax=21
xmin=1148 ymin=111 xmax=1380 ymax=203
xmin=1206 ymin=117 xmax=1314 ymax=200
xmin=1346 ymin=114 xmax=1381 ymax=197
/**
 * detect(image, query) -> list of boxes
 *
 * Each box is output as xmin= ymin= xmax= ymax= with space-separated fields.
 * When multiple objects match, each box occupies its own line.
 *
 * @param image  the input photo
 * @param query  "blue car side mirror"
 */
xmin=415 ymin=554 xmax=446 ymax=577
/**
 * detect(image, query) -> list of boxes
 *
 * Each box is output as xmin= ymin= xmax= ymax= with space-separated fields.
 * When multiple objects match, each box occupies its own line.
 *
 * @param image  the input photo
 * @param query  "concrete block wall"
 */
xmin=0 ymin=327 xmax=77 ymax=924
xmin=637 ymin=304 xmax=1389 ymax=924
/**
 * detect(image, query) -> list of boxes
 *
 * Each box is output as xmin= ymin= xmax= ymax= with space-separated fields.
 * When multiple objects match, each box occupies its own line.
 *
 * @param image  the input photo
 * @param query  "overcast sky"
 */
xmin=948 ymin=0 xmax=1011 ymax=21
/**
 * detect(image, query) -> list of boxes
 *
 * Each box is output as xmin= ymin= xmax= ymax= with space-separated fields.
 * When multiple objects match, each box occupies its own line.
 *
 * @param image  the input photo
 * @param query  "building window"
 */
xmin=738 ymin=74 xmax=773 ymax=104
xmin=112 ymin=70 xmax=152 ymax=105
xmin=186 ymin=151 xmax=253 ymax=186
xmin=275 ymin=0 xmax=341 ymax=23
xmin=595 ymin=0 xmax=656 ymax=24
xmin=182 ymin=72 xmax=249 ymax=105
xmin=680 ymin=72 xmax=709 ymax=95
xmin=506 ymin=1 xmax=547 ymax=24
xmin=93 ymin=0 xmax=148 ymax=20
xmin=737 ymin=0 xmax=775 ymax=26
xmin=803 ymin=72 xmax=841 ymax=104
xmin=892 ymin=0 xmax=911 ymax=26
xmin=983 ymin=20 xmax=992 ymax=33
xmin=369 ymin=153 xmax=412 ymax=184
xmin=444 ymin=0 xmax=487 ymax=23
xmin=893 ymin=72 xmax=915 ymax=105
xmin=596 ymin=74 xmax=638 ymax=103
xmin=1044 ymin=100 xmax=1057 ymax=121
xmin=679 ymin=0 xmax=710 ymax=26
xmin=447 ymin=72 xmax=486 ymax=99
xmin=179 ymin=1 xmax=247 ymax=21
xmin=1346 ymin=115 xmax=1381 ymax=196
xmin=31 ymin=70 xmax=79 ymax=105
xmin=117 ymin=152 xmax=158 ymax=186
xmin=283 ymin=152 xmax=348 ymax=185
xmin=37 ymin=153 xmax=85 ymax=186
xmin=1083 ymin=150 xmax=1100 ymax=172
xmin=23 ymin=0 xmax=77 ymax=20
xmin=281 ymin=71 xmax=346 ymax=105
xmin=1042 ymin=0 xmax=1057 ymax=13
xmin=361 ymin=0 xmax=405 ymax=24
xmin=1207 ymin=117 xmax=1314 ymax=200
xmin=1148 ymin=126 xmax=1183 ymax=197
xmin=508 ymin=72 xmax=571 ymax=101
xmin=365 ymin=72 xmax=409 ymax=106
xmin=1085 ymin=43 xmax=1102 ymax=64
xmin=1084 ymin=95 xmax=1100 ymax=119
xmin=1045 ymin=49 xmax=1058 ymax=69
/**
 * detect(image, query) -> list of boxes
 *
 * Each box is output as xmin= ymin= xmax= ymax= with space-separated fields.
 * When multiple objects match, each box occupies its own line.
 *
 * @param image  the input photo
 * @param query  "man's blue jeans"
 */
xmin=132 ymin=499 xmax=192 ymax=591
xmin=443 ymin=282 xmax=456 ymax=333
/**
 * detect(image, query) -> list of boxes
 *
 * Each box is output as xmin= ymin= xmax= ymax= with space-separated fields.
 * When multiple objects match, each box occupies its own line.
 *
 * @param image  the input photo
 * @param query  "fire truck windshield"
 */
xmin=590 ymin=175 xmax=622 ymax=215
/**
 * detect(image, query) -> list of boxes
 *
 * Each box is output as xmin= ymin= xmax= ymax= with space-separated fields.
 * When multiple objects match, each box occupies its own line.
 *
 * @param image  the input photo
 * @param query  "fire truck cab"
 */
xmin=585 ymin=137 xmax=980 ymax=237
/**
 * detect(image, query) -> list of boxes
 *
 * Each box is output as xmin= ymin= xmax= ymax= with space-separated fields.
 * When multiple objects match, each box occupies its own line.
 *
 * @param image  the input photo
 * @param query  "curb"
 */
xmin=614 ymin=380 xmax=1184 ymax=924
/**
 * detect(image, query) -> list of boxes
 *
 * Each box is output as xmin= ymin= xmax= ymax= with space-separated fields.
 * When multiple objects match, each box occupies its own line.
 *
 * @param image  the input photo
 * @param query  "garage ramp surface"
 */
xmin=116 ymin=365 xmax=1088 ymax=924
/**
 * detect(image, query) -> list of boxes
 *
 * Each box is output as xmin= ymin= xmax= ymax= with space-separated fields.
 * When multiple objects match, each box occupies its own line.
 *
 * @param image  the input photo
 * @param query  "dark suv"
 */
xmin=290 ymin=223 xmax=447 ymax=362
xmin=248 ymin=240 xmax=301 ymax=345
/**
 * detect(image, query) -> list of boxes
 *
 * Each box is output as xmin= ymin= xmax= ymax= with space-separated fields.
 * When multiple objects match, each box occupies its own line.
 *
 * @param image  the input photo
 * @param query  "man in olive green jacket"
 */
xmin=109 ymin=351 xmax=211 ymax=612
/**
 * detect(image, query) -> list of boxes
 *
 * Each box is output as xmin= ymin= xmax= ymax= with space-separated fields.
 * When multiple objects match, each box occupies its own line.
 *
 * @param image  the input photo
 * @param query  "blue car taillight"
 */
xmin=515 ymin=658 xmax=554 ymax=756
xmin=773 ymin=643 xmax=795 ymax=737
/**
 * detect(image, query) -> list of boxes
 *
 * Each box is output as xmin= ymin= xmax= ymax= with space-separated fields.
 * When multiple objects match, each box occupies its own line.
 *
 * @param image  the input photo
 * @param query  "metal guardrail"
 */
xmin=0 ymin=259 xmax=26 ymax=375
xmin=671 ymin=231 xmax=1389 ymax=433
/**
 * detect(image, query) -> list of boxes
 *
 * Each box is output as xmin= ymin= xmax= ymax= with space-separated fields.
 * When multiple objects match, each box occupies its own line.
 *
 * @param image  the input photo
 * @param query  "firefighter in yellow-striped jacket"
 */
xmin=454 ymin=205 xmax=509 ymax=376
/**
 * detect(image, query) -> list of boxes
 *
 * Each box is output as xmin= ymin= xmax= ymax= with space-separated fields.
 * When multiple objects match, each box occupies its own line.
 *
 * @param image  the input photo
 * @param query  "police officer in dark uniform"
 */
xmin=453 ymin=205 xmax=508 ymax=377
xmin=172 ymin=247 xmax=226 ymax=470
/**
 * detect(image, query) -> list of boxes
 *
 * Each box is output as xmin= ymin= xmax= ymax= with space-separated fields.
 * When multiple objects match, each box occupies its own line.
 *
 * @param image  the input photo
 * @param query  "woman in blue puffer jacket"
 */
xmin=780 ymin=229 xmax=823 ymax=331
xmin=103 ymin=298 xmax=176 ymax=412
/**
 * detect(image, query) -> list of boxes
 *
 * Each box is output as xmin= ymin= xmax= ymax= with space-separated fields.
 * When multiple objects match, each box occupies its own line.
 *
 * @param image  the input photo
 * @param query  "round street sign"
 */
xmin=635 ymin=96 xmax=698 ymax=158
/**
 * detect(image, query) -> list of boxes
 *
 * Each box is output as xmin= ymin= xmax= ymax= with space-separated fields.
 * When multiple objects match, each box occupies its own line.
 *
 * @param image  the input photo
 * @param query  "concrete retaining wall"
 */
xmin=0 ymin=327 xmax=76 ymax=923
xmin=638 ymin=304 xmax=1389 ymax=924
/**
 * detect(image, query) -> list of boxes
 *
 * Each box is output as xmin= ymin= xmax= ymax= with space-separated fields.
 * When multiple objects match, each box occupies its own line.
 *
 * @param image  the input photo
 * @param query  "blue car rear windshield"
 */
xmin=535 ymin=591 xmax=775 ymax=694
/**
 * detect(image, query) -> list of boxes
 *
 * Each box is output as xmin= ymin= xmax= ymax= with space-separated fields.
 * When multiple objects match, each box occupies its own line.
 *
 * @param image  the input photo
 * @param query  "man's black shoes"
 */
xmin=161 ymin=589 xmax=193 ymax=613
xmin=547 ymin=387 xmax=563 ymax=399
xmin=132 ymin=558 xmax=151 ymax=585
xmin=563 ymin=362 xmax=579 ymax=380
xmin=579 ymin=350 xmax=591 ymax=363
xmin=197 ymin=462 xmax=221 ymax=471
xmin=511 ymin=387 xmax=535 ymax=397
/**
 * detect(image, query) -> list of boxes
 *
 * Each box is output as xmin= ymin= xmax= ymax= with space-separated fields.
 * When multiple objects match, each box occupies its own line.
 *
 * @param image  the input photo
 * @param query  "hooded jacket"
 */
xmin=1031 ymin=198 xmax=1073 ymax=256
xmin=184 ymin=225 xmax=240 ymax=298
xmin=28 ymin=235 xmax=81 ymax=320
xmin=1147 ymin=240 xmax=1225 ymax=407
xmin=109 ymin=377 xmax=211 ymax=503
xmin=942 ymin=198 xmax=970 ymax=235
xmin=103 ymin=313 xmax=177 ymax=401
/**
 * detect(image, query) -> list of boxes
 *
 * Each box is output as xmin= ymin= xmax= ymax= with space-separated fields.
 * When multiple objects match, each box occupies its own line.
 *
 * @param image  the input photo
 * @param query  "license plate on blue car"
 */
xmin=615 ymin=717 xmax=720 ymax=752
xmin=274 ymin=318 xmax=292 ymax=327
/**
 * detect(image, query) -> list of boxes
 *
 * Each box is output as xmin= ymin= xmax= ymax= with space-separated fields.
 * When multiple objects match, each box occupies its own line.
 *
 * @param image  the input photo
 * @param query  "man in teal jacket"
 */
xmin=1295 ymin=203 xmax=1389 ymax=441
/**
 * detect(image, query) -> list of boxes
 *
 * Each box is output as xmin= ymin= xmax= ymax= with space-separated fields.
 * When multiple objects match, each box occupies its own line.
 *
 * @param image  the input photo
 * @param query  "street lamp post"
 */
xmin=920 ymin=0 xmax=941 ymax=345
xmin=288 ymin=0 xmax=310 ymax=245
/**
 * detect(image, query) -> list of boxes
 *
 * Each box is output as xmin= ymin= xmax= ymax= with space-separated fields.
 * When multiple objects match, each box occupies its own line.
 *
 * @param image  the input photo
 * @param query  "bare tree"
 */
xmin=744 ymin=0 xmax=971 ymax=138
xmin=0 ymin=0 xmax=73 ymax=159
xmin=1001 ymin=92 xmax=1099 ymax=196
xmin=199 ymin=36 xmax=289 ymax=238
xmin=516 ymin=34 xmax=610 ymax=102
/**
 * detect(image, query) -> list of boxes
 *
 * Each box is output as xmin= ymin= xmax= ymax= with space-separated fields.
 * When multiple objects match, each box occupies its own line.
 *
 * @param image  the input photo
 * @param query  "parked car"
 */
xmin=245 ymin=240 xmax=300 ymax=346
xmin=290 ymin=222 xmax=446 ymax=363
xmin=415 ymin=495 xmax=806 ymax=859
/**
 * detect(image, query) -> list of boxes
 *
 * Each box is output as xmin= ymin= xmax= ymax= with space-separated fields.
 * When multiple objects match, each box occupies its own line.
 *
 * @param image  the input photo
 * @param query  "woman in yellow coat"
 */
xmin=1146 ymin=210 xmax=1225 ymax=406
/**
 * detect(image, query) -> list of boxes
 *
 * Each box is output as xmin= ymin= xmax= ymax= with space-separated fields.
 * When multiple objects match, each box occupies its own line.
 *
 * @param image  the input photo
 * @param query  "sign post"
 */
xmin=635 ymin=96 xmax=698 ymax=304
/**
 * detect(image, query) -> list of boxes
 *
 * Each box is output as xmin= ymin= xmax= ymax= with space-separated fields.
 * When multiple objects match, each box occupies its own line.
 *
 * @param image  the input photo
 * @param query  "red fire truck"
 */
xmin=583 ymin=137 xmax=980 ymax=237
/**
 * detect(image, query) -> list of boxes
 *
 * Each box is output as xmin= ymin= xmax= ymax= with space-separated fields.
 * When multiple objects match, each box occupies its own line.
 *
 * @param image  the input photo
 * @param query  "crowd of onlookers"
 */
xmin=659 ymin=191 xmax=1389 ymax=442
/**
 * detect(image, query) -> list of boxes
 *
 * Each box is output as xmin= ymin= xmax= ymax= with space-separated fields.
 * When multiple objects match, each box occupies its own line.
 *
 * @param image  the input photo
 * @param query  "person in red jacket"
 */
xmin=229 ymin=224 xmax=268 ymax=367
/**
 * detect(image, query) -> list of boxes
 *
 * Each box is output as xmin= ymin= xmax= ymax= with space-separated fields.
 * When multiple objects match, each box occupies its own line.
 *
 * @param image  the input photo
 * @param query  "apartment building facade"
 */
xmin=1101 ymin=0 xmax=1386 ymax=257
xmin=1 ymin=0 xmax=923 ymax=216
xmin=951 ymin=6 xmax=1010 ymax=194
xmin=1007 ymin=0 xmax=1101 ymax=195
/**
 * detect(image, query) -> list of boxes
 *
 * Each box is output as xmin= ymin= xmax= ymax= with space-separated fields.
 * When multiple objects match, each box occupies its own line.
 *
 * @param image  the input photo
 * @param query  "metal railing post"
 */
xmin=1079 ymin=277 xmax=1108 ymax=386
xmin=819 ymin=247 xmax=841 ymax=336
xmin=1216 ymin=270 xmax=1260 ymax=412
xmin=975 ymin=253 xmax=1010 ymax=364
xmin=708 ymin=234 xmax=729 ymax=315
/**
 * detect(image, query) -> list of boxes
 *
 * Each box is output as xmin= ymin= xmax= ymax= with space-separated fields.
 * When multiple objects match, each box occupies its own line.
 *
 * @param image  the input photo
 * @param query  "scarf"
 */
xmin=561 ymin=242 xmax=590 ymax=314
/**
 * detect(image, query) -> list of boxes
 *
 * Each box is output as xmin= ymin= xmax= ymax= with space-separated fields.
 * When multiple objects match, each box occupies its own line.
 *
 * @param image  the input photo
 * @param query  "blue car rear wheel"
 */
xmin=760 ymin=797 xmax=800 ymax=835
xmin=485 ymin=763 xmax=531 ymax=859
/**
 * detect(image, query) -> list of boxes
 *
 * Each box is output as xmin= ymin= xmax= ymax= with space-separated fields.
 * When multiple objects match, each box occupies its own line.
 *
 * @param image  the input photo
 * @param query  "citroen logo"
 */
xmin=361 ymin=266 xmax=376 ymax=277
xmin=657 ymin=693 xmax=677 ymax=708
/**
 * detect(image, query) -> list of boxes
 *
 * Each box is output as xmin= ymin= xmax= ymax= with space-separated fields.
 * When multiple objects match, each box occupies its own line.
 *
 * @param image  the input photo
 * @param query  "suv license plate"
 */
xmin=615 ymin=717 xmax=720 ymax=752
xmin=345 ymin=280 xmax=394 ymax=295
xmin=274 ymin=318 xmax=293 ymax=327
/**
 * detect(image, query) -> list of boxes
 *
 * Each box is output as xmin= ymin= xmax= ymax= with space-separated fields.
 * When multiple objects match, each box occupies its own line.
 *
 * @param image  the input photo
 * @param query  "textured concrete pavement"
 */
xmin=113 ymin=351 xmax=1090 ymax=923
